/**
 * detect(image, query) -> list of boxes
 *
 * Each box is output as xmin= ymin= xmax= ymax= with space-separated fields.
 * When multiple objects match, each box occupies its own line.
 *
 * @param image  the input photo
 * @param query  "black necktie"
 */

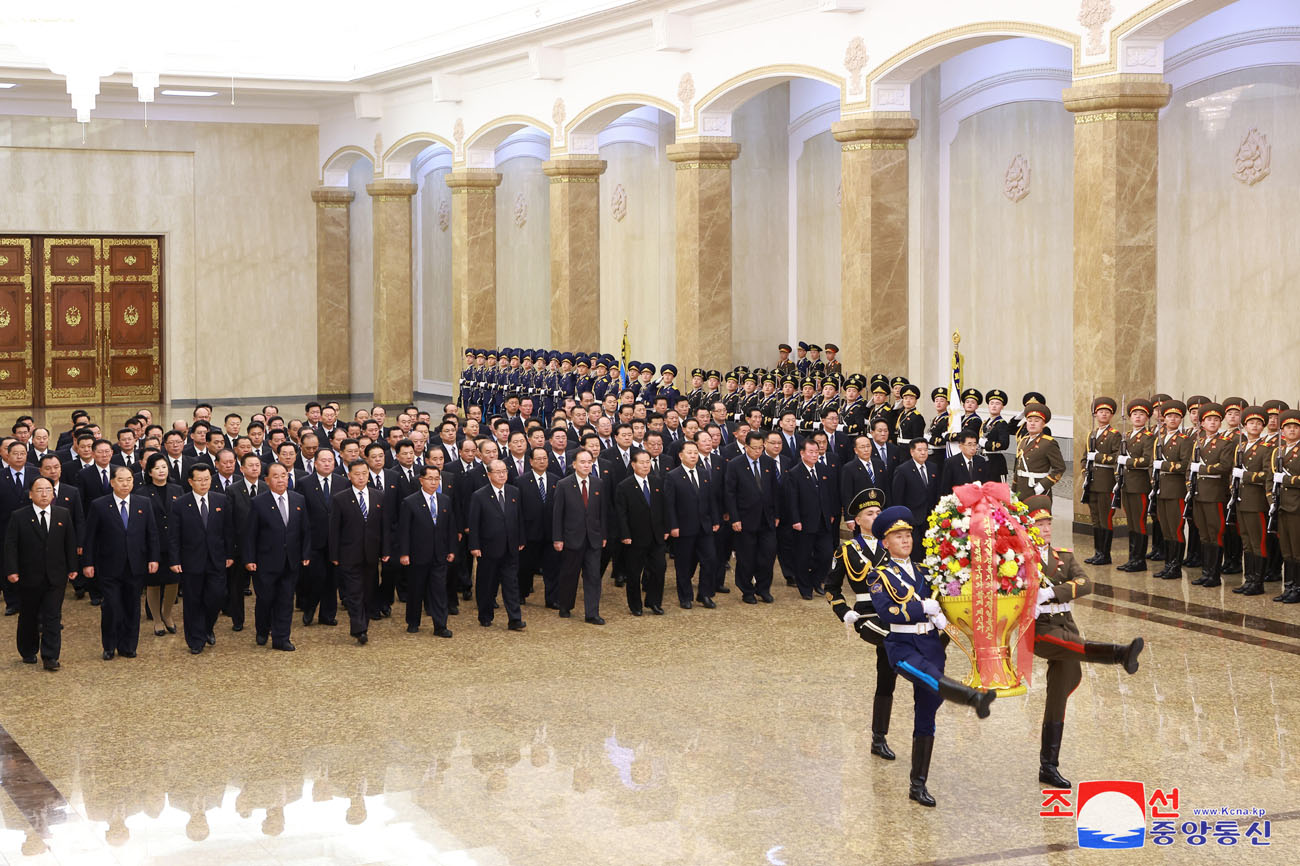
xmin=39 ymin=509 xmax=47 ymax=533
xmin=537 ymin=475 xmax=546 ymax=502
xmin=322 ymin=477 xmax=329 ymax=499
xmin=199 ymin=497 xmax=208 ymax=526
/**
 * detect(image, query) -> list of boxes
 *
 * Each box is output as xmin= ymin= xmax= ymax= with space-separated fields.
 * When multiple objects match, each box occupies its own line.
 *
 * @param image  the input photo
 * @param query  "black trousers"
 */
xmin=98 ymin=572 xmax=143 ymax=655
xmin=793 ymin=527 xmax=834 ymax=594
xmin=518 ymin=539 xmax=559 ymax=605
xmin=713 ymin=522 xmax=734 ymax=587
xmin=558 ymin=543 xmax=602 ymax=617
xmin=251 ymin=568 xmax=298 ymax=645
xmin=180 ymin=567 xmax=226 ymax=651
xmin=622 ymin=542 xmax=667 ymax=611
xmin=776 ymin=523 xmax=797 ymax=581
xmin=337 ymin=561 xmax=376 ymax=637
xmin=673 ymin=532 xmax=718 ymax=603
xmin=475 ymin=551 xmax=522 ymax=624
xmin=910 ymin=525 xmax=926 ymax=563
xmin=226 ymin=561 xmax=249 ymax=628
xmin=375 ymin=558 xmax=399 ymax=611
xmin=406 ymin=560 xmax=448 ymax=629
xmin=300 ymin=547 xmax=337 ymax=622
xmin=16 ymin=582 xmax=65 ymax=660
xmin=733 ymin=527 xmax=776 ymax=596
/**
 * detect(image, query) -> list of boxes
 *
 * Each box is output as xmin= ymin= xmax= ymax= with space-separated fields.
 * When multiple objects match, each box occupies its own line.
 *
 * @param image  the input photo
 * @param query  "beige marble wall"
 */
xmin=731 ymin=86 xmax=789 ymax=367
xmin=313 ymin=187 xmax=353 ymax=396
xmin=543 ymin=157 xmax=606 ymax=350
xmin=418 ymin=168 xmax=454 ymax=385
xmin=795 ymin=130 xmax=841 ymax=348
xmin=368 ymin=180 xmax=417 ymax=404
xmin=447 ymin=169 xmax=502 ymax=359
xmin=494 ymin=156 xmax=550 ymax=348
xmin=599 ymin=130 xmax=676 ymax=360
xmin=833 ymin=113 xmax=916 ymax=378
xmin=0 ymin=115 xmax=317 ymax=401
xmin=668 ymin=141 xmax=740 ymax=373
xmin=908 ymin=68 xmax=942 ymax=389
xmin=1158 ymin=66 xmax=1300 ymax=398
xmin=949 ymin=100 xmax=1074 ymax=407
xmin=347 ymin=161 xmax=375 ymax=395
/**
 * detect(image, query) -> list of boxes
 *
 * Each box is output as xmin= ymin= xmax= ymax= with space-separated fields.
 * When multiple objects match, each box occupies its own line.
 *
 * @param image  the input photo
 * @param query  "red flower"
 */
xmin=958 ymin=557 xmax=969 ymax=568
xmin=994 ymin=536 xmax=1011 ymax=555
xmin=940 ymin=518 xmax=951 ymax=529
xmin=939 ymin=541 xmax=957 ymax=558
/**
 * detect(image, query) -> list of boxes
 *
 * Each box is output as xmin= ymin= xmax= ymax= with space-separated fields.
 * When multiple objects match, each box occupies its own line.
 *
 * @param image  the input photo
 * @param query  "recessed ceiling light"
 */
xmin=0 ymin=83 xmax=18 ymax=89
xmin=159 ymin=89 xmax=218 ymax=97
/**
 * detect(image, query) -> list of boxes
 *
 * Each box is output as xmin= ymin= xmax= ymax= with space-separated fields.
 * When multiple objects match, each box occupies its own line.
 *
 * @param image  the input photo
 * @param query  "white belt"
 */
xmin=1040 ymin=602 xmax=1072 ymax=615
xmin=854 ymin=592 xmax=872 ymax=601
xmin=1018 ymin=470 xmax=1050 ymax=480
xmin=1199 ymin=474 xmax=1222 ymax=479
xmin=890 ymin=623 xmax=935 ymax=634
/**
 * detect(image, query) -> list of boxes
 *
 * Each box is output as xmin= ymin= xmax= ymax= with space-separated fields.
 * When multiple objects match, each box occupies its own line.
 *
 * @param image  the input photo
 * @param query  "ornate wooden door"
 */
xmin=42 ymin=238 xmax=104 ymax=405
xmin=102 ymin=238 xmax=161 ymax=403
xmin=0 ymin=238 xmax=35 ymax=407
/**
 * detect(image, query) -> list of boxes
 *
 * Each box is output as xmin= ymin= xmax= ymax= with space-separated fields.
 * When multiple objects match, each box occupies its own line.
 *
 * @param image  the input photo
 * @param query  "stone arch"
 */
xmin=692 ymin=64 xmax=843 ymax=132
xmin=382 ymin=132 xmax=455 ymax=179
xmin=463 ymin=115 xmax=553 ymax=167
xmin=564 ymin=94 xmax=678 ymax=151
xmin=320 ymin=145 xmax=373 ymax=186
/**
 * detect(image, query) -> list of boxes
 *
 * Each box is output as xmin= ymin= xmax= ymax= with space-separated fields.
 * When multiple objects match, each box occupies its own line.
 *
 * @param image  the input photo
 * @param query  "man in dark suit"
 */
xmin=110 ymin=428 xmax=142 ymax=470
xmin=665 ymin=440 xmax=720 ymax=608
xmin=82 ymin=466 xmax=160 ymax=660
xmin=61 ymin=433 xmax=96 ymax=492
xmin=38 ymin=453 xmax=83 ymax=550
xmin=765 ymin=431 xmax=799 ymax=586
xmin=842 ymin=434 xmax=888 ymax=526
xmin=329 ymin=459 xmax=389 ymax=645
xmin=891 ymin=438 xmax=938 ymax=562
xmin=160 ymin=431 xmax=198 ymax=492
xmin=615 ymin=451 xmax=669 ymax=615
xmin=245 ymin=463 xmax=310 ymax=651
xmin=4 ymin=478 xmax=78 ymax=669
xmin=0 ymin=441 xmax=39 ymax=615
xmin=298 ymin=449 xmax=339 ymax=626
xmin=445 ymin=438 xmax=485 ymax=604
xmin=697 ymin=431 xmax=731 ymax=595
xmin=643 ymin=432 xmax=676 ymax=479
xmin=397 ymin=464 xmax=456 ymax=636
xmin=168 ymin=464 xmax=234 ymax=654
xmin=467 ymin=459 xmax=525 ymax=630
xmin=820 ymin=410 xmax=852 ymax=465
xmin=512 ymin=447 xmax=560 ymax=608
xmin=939 ymin=431 xmax=988 ymax=496
xmin=775 ymin=412 xmax=804 ymax=462
xmin=724 ymin=432 xmax=780 ymax=604
xmin=552 ymin=450 xmax=606 ymax=623
xmin=600 ymin=424 xmax=639 ymax=587
xmin=546 ymin=429 xmax=574 ymax=477
xmin=77 ymin=439 xmax=119 ymax=516
xmin=224 ymin=453 xmax=263 ymax=631
xmin=868 ymin=418 xmax=906 ymax=480
xmin=384 ymin=440 xmax=421 ymax=606
xmin=784 ymin=440 xmax=838 ymax=600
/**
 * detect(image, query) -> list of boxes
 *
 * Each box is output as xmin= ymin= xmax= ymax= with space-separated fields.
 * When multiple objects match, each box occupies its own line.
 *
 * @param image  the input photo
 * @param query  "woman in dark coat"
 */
xmin=141 ymin=452 xmax=183 ymax=636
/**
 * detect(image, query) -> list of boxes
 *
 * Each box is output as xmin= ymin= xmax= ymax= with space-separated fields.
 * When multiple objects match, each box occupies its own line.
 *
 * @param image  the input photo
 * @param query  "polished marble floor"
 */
xmin=1 ymin=529 xmax=1297 ymax=865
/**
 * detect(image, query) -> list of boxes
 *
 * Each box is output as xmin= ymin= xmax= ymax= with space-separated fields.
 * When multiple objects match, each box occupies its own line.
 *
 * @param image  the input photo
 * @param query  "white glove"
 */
xmin=1232 ymin=467 xmax=1245 ymax=480
xmin=1087 ymin=451 xmax=1097 ymax=462
xmin=1153 ymin=459 xmax=1164 ymax=471
xmin=1037 ymin=586 xmax=1056 ymax=605
xmin=1033 ymin=483 xmax=1044 ymax=495
xmin=843 ymin=610 xmax=860 ymax=641
xmin=1034 ymin=604 xmax=1048 ymax=620
xmin=930 ymin=611 xmax=949 ymax=631
xmin=1117 ymin=455 xmax=1129 ymax=466
xmin=1275 ymin=472 xmax=1285 ymax=485
xmin=920 ymin=597 xmax=941 ymax=616
xmin=1190 ymin=462 xmax=1202 ymax=473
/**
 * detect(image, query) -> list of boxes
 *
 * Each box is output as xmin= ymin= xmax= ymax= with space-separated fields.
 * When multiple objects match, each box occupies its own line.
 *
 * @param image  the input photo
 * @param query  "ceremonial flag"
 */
xmin=945 ymin=330 xmax=963 ymax=437
xmin=620 ymin=319 xmax=631 ymax=392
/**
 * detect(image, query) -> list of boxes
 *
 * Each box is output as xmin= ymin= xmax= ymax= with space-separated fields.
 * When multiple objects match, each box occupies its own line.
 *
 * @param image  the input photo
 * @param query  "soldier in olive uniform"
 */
xmin=841 ymin=374 xmax=869 ymax=439
xmin=1261 ymin=400 xmax=1290 ymax=582
xmin=1013 ymin=391 xmax=1049 ymax=439
xmin=1219 ymin=397 xmax=1247 ymax=575
xmin=1024 ymin=497 xmax=1145 ymax=790
xmin=824 ymin=343 xmax=842 ymax=379
xmin=1012 ymin=403 xmax=1066 ymax=500
xmin=979 ymin=389 xmax=1012 ymax=482
xmin=1082 ymin=397 xmax=1122 ymax=565
xmin=1144 ymin=394 xmax=1172 ymax=562
xmin=1152 ymin=400 xmax=1194 ymax=581
xmin=825 ymin=488 xmax=896 ymax=761
xmin=1182 ymin=396 xmax=1210 ymax=570
xmin=1270 ymin=410 xmax=1300 ymax=604
xmin=894 ymin=384 xmax=926 ymax=442
xmin=1232 ymin=406 xmax=1273 ymax=596
xmin=1189 ymin=403 xmax=1236 ymax=588
xmin=1116 ymin=399 xmax=1156 ymax=572
xmin=775 ymin=344 xmax=796 ymax=377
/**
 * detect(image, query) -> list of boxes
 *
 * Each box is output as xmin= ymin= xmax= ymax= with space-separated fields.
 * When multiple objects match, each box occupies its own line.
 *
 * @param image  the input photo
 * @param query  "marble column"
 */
xmin=1064 ymin=76 xmax=1171 ymax=521
xmin=542 ymin=157 xmax=606 ymax=350
xmin=666 ymin=141 xmax=740 ymax=372
xmin=446 ymin=169 xmax=503 ymax=367
xmin=312 ymin=186 xmax=354 ymax=396
xmin=831 ymin=113 xmax=917 ymax=377
xmin=366 ymin=179 xmax=418 ymax=404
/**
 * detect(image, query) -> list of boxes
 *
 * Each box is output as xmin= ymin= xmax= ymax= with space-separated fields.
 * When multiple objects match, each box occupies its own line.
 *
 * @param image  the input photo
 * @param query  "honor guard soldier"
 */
xmin=458 ymin=350 xmax=475 ymax=409
xmin=739 ymin=373 xmax=762 ymax=423
xmin=591 ymin=356 xmax=610 ymax=402
xmin=806 ymin=345 xmax=826 ymax=384
xmin=1145 ymin=393 xmax=1172 ymax=562
xmin=686 ymin=368 xmax=707 ymax=413
xmin=818 ymin=376 xmax=843 ymax=425
xmin=1024 ymin=497 xmax=1145 ymax=789
xmin=1151 ymin=400 xmax=1193 ymax=581
xmin=867 ymin=375 xmax=896 ymax=437
xmin=759 ymin=375 xmax=780 ymax=429
xmin=723 ymin=371 xmax=743 ymax=423
xmin=1262 ymin=401 xmax=1289 ymax=584
xmin=980 ymin=389 xmax=1012 ymax=481
xmin=947 ymin=389 xmax=983 ymax=456
xmin=776 ymin=376 xmax=800 ymax=427
xmin=1219 ymin=397 xmax=1247 ymax=576
xmin=797 ymin=379 xmax=820 ymax=436
xmin=889 ymin=376 xmax=909 ymax=410
xmin=1232 ymin=406 xmax=1273 ymax=596
xmin=825 ymin=488 xmax=896 ymax=761
xmin=795 ymin=342 xmax=810 ymax=378
xmin=1013 ymin=391 xmax=1049 ymax=438
xmin=1012 ymin=403 xmax=1066 ymax=500
xmin=927 ymin=388 xmax=951 ymax=476
xmin=867 ymin=506 xmax=996 ymax=807
xmin=656 ymin=364 xmax=683 ymax=408
xmin=824 ymin=343 xmax=842 ymax=378
xmin=776 ymin=344 xmax=796 ymax=376
xmin=894 ymin=384 xmax=926 ymax=442
xmin=1082 ymin=396 xmax=1121 ymax=565
xmin=636 ymin=363 xmax=658 ymax=404
xmin=572 ymin=354 xmax=591 ymax=401
xmin=1270 ymin=410 xmax=1300 ymax=603
xmin=841 ymin=374 xmax=869 ymax=438
xmin=1182 ymin=395 xmax=1210 ymax=570
xmin=1115 ymin=399 xmax=1156 ymax=572
xmin=1189 ymin=402 xmax=1235 ymax=588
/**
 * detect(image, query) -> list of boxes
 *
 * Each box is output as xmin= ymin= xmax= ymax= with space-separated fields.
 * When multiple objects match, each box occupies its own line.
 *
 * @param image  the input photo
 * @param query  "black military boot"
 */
xmin=1148 ymin=521 xmax=1166 ymax=560
xmin=1191 ymin=542 xmax=1212 ymax=585
xmin=1115 ymin=533 xmax=1136 ymax=572
xmin=1085 ymin=529 xmax=1104 ymax=564
xmin=1266 ymin=540 xmax=1283 ymax=581
xmin=1126 ymin=533 xmax=1147 ymax=572
xmin=1153 ymin=539 xmax=1174 ymax=578
xmin=908 ymin=735 xmax=936 ymax=807
xmin=1271 ymin=560 xmax=1293 ymax=601
xmin=1186 ymin=526 xmax=1203 ymax=568
xmin=1083 ymin=637 xmax=1145 ymax=674
xmin=1281 ymin=562 xmax=1300 ymax=604
xmin=870 ymin=694 xmax=895 ymax=761
xmin=1159 ymin=541 xmax=1183 ymax=580
xmin=1201 ymin=544 xmax=1222 ymax=588
xmin=1241 ymin=553 xmax=1265 ymax=596
xmin=937 ymin=676 xmax=996 ymax=718
xmin=1095 ymin=530 xmax=1113 ymax=565
xmin=1038 ymin=721 xmax=1071 ymax=789
xmin=1222 ymin=532 xmax=1242 ymax=574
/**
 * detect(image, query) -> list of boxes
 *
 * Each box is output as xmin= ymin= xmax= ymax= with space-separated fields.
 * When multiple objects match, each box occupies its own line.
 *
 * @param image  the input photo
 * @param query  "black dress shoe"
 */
xmin=90 ymin=597 xmax=102 ymax=606
xmin=650 ymin=605 xmax=665 ymax=615
xmin=631 ymin=608 xmax=643 ymax=616
xmin=508 ymin=620 xmax=526 ymax=631
xmin=382 ymin=606 xmax=392 ymax=617
xmin=102 ymin=650 xmax=115 ymax=661
xmin=319 ymin=618 xmax=338 ymax=626
xmin=75 ymin=589 xmax=86 ymax=600
xmin=545 ymin=601 xmax=559 ymax=610
xmin=479 ymin=618 xmax=493 ymax=627
xmin=559 ymin=609 xmax=571 ymax=618
xmin=6 ymin=606 xmax=20 ymax=616
xmin=448 ymin=606 xmax=459 ymax=616
xmin=759 ymin=593 xmax=774 ymax=603
xmin=407 ymin=625 xmax=420 ymax=633
xmin=119 ymin=650 xmax=136 ymax=658
xmin=273 ymin=641 xmax=295 ymax=652
xmin=43 ymin=659 xmax=60 ymax=671
xmin=21 ymin=655 xmax=36 ymax=664
xmin=699 ymin=598 xmax=717 ymax=609
xmin=190 ymin=646 xmax=203 ymax=655
xmin=585 ymin=616 xmax=606 ymax=625
xmin=460 ymin=589 xmax=472 ymax=601
xmin=244 ymin=587 xmax=253 ymax=595
xmin=154 ymin=628 xmax=166 ymax=637
xmin=716 ymin=586 xmax=730 ymax=593
xmin=614 ymin=577 xmax=626 ymax=588
xmin=742 ymin=594 xmax=758 ymax=604
xmin=800 ymin=592 xmax=814 ymax=600
xmin=206 ymin=633 xmax=216 ymax=646
xmin=256 ymin=634 xmax=269 ymax=646
xmin=356 ymin=632 xmax=369 ymax=645
xmin=434 ymin=626 xmax=453 ymax=638
xmin=165 ymin=624 xmax=177 ymax=635
xmin=232 ymin=624 xmax=243 ymax=632
xmin=679 ymin=601 xmax=692 ymax=610
xmin=302 ymin=611 xmax=314 ymax=626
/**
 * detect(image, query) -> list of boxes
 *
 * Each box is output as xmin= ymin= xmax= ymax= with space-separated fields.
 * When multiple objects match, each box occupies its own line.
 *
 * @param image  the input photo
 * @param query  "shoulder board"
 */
xmin=1042 ymin=435 xmax=1054 ymax=441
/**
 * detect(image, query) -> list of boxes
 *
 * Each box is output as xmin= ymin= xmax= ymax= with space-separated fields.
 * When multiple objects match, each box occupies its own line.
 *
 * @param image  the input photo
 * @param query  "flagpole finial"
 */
xmin=952 ymin=330 xmax=961 ymax=346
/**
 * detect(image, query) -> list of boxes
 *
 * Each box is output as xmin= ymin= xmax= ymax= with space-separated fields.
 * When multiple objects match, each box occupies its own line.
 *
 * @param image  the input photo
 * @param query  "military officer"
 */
xmin=806 ymin=345 xmax=826 ymax=384
xmin=867 ymin=505 xmax=996 ymax=807
xmin=1270 ymin=410 xmax=1300 ymax=603
xmin=1013 ymin=391 xmax=1048 ymax=438
xmin=776 ymin=344 xmax=796 ymax=377
xmin=1012 ymin=403 xmax=1066 ymax=500
xmin=894 ymin=384 xmax=926 ymax=442
xmin=1188 ymin=402 xmax=1236 ymax=588
xmin=1081 ymin=397 xmax=1121 ymax=565
xmin=795 ymin=341 xmax=810 ymax=378
xmin=841 ymin=374 xmax=869 ymax=438
xmin=1024 ymin=496 xmax=1145 ymax=790
xmin=1115 ymin=399 xmax=1156 ymax=572
xmin=1219 ymin=397 xmax=1247 ymax=576
xmin=1232 ymin=406 xmax=1273 ymax=596
xmin=824 ymin=343 xmax=842 ymax=379
xmin=1152 ymin=400 xmax=1194 ymax=581
xmin=1182 ymin=395 xmax=1210 ymax=570
xmin=979 ymin=389 xmax=1013 ymax=481
xmin=825 ymin=488 xmax=896 ymax=760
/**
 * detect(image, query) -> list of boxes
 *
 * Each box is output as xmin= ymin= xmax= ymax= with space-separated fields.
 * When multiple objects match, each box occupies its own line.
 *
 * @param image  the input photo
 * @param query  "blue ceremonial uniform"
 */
xmin=869 ymin=558 xmax=945 ymax=736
